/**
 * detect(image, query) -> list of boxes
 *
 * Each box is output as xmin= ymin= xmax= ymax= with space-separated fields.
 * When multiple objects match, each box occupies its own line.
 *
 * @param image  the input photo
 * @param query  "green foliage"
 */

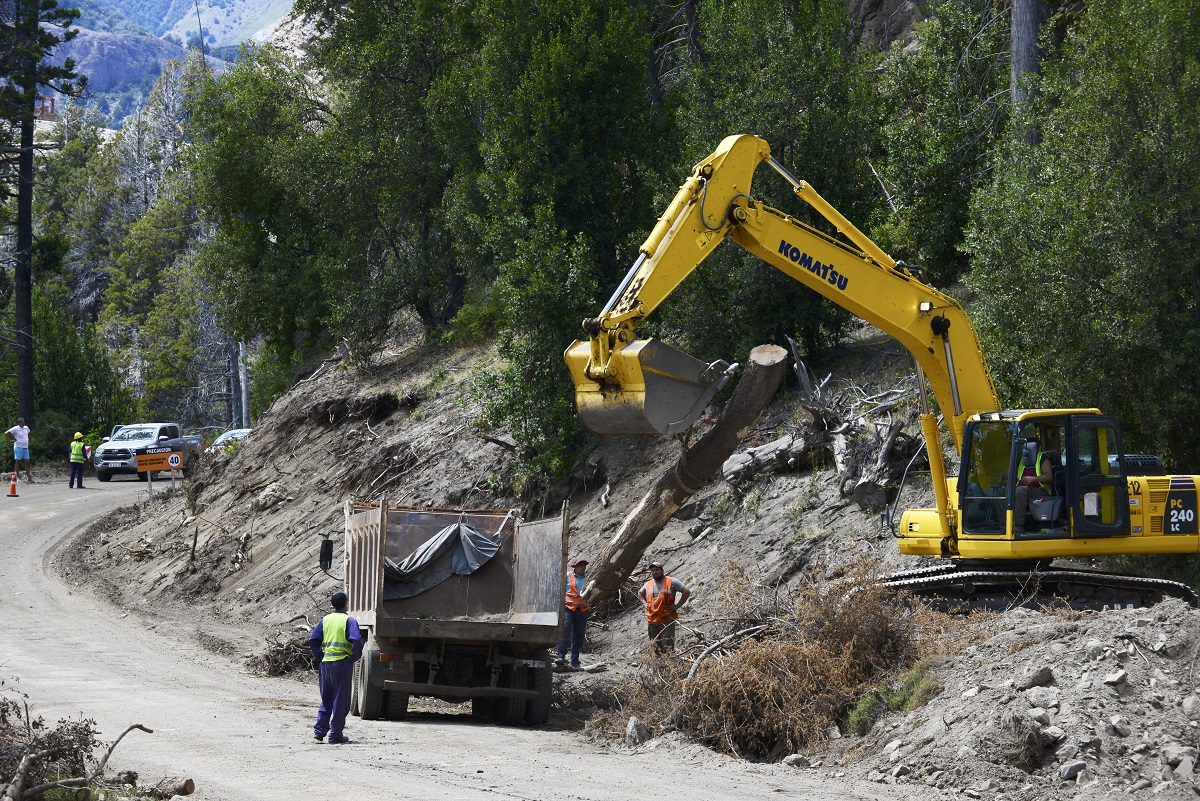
xmin=651 ymin=0 xmax=878 ymax=364
xmin=966 ymin=0 xmax=1200 ymax=468
xmin=848 ymin=661 xmax=939 ymax=735
xmin=470 ymin=207 xmax=597 ymax=480
xmin=0 ymin=287 xmax=135 ymax=462
xmin=875 ymin=0 xmax=1010 ymax=286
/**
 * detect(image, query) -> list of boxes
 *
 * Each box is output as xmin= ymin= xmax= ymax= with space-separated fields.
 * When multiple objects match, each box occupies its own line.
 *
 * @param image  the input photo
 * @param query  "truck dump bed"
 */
xmin=344 ymin=501 xmax=566 ymax=645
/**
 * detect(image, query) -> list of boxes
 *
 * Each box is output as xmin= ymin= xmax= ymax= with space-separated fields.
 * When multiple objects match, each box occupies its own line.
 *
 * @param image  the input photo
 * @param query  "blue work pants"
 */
xmin=314 ymin=658 xmax=355 ymax=741
xmin=557 ymin=606 xmax=589 ymax=666
xmin=68 ymin=463 xmax=85 ymax=487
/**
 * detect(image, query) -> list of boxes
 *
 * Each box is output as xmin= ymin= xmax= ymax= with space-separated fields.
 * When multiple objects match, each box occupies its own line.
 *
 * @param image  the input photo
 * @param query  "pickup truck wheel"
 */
xmin=501 ymin=662 xmax=528 ymax=726
xmin=96 ymin=471 xmax=112 ymax=483
xmin=383 ymin=691 xmax=409 ymax=721
xmin=137 ymin=472 xmax=148 ymax=482
xmin=524 ymin=651 xmax=553 ymax=726
xmin=360 ymin=652 xmax=384 ymax=721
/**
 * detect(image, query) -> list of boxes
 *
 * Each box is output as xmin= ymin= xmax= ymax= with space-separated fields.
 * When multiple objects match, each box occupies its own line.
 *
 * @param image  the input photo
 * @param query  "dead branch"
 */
xmin=687 ymin=624 xmax=772 ymax=680
xmin=9 ymin=724 xmax=152 ymax=800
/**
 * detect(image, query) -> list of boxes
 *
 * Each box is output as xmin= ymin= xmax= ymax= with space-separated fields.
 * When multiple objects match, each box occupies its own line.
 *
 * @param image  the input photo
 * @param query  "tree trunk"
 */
xmin=1011 ymin=0 xmax=1042 ymax=143
xmin=582 ymin=344 xmax=788 ymax=605
xmin=14 ymin=20 xmax=36 ymax=425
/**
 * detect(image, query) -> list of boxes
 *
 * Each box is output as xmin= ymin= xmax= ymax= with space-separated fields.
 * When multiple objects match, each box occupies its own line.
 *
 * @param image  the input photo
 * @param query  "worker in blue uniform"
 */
xmin=307 ymin=591 xmax=363 ymax=744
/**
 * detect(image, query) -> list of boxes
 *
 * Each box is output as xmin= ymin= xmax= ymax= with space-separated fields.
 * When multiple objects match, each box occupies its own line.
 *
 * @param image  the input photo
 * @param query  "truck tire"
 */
xmin=525 ymin=651 xmax=553 ymax=726
xmin=96 ymin=471 xmax=112 ymax=483
xmin=137 ymin=472 xmax=148 ymax=482
xmin=501 ymin=662 xmax=528 ymax=726
xmin=360 ymin=652 xmax=384 ymax=721
xmin=350 ymin=661 xmax=361 ymax=717
xmin=470 ymin=697 xmax=494 ymax=720
xmin=384 ymin=691 xmax=410 ymax=721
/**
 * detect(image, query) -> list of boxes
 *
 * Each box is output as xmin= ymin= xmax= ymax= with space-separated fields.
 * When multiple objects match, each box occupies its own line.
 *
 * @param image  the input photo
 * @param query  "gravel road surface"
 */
xmin=0 ymin=477 xmax=917 ymax=800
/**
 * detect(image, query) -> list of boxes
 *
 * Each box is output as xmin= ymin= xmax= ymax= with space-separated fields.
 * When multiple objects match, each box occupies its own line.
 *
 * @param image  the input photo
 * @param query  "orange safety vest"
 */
xmin=565 ymin=571 xmax=588 ymax=612
xmin=643 ymin=577 xmax=678 ymax=624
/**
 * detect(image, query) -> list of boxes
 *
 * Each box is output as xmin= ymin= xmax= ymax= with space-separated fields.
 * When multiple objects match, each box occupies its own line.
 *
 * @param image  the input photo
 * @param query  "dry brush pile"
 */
xmin=600 ymin=559 xmax=989 ymax=760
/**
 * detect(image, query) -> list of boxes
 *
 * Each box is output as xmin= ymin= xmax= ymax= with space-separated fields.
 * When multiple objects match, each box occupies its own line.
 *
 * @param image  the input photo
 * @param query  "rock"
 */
xmin=1027 ymin=686 xmax=1061 ymax=709
xmin=1061 ymin=760 xmax=1089 ymax=781
xmin=1042 ymin=725 xmax=1067 ymax=743
xmin=1152 ymin=781 xmax=1176 ymax=794
xmin=891 ymin=764 xmax=910 ymax=778
xmin=1076 ymin=768 xmax=1093 ymax=785
xmin=1017 ymin=665 xmax=1055 ymax=690
xmin=925 ymin=771 xmax=945 ymax=786
xmin=1129 ymin=778 xmax=1153 ymax=792
xmin=978 ymin=778 xmax=1002 ymax=791
xmin=625 ymin=717 xmax=650 ymax=746
xmin=782 ymin=754 xmax=810 ymax=768
xmin=1104 ymin=669 xmax=1129 ymax=686
xmin=889 ymin=750 xmax=903 ymax=763
xmin=1162 ymin=745 xmax=1199 ymax=768
xmin=883 ymin=739 xmax=903 ymax=754
xmin=962 ymin=686 xmax=981 ymax=699
xmin=867 ymin=771 xmax=888 ymax=783
xmin=1182 ymin=696 xmax=1200 ymax=720
xmin=1111 ymin=715 xmax=1133 ymax=737
xmin=826 ymin=725 xmax=842 ymax=740
xmin=1173 ymin=756 xmax=1196 ymax=780
xmin=1056 ymin=743 xmax=1084 ymax=762
xmin=1029 ymin=707 xmax=1051 ymax=726
xmin=1086 ymin=639 xmax=1106 ymax=659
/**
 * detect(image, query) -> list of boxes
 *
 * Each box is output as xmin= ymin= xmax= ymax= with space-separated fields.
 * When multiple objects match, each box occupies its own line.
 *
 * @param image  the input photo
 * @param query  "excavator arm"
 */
xmin=564 ymin=135 xmax=1002 ymax=533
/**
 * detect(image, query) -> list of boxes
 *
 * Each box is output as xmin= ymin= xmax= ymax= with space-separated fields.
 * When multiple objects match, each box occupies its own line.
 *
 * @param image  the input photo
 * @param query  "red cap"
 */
xmin=570 ymin=557 xmax=588 ymax=567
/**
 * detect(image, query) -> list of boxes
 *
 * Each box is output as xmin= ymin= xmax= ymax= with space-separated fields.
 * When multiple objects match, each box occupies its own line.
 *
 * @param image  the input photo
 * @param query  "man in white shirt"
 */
xmin=5 ymin=417 xmax=33 ymax=482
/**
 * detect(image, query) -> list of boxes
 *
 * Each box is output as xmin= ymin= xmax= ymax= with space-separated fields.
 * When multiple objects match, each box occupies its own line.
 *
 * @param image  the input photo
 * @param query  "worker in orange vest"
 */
xmin=638 ymin=560 xmax=690 ymax=650
xmin=557 ymin=556 xmax=589 ymax=670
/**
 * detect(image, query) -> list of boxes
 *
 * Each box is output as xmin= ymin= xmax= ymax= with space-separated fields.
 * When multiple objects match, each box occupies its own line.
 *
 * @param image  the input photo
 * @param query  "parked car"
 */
xmin=206 ymin=428 xmax=251 ymax=454
xmin=92 ymin=423 xmax=203 ymax=482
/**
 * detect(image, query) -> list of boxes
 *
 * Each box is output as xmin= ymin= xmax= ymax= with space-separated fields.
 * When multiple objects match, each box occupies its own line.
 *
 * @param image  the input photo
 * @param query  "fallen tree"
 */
xmin=583 ymin=344 xmax=789 ymax=606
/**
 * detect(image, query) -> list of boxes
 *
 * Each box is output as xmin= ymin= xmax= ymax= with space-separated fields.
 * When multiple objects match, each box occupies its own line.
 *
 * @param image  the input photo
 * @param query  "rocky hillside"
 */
xmin=57 ymin=323 xmax=1200 ymax=799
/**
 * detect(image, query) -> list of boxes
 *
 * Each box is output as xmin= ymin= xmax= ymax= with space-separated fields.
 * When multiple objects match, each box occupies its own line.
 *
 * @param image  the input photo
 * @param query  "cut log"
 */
xmin=582 ymin=345 xmax=789 ymax=605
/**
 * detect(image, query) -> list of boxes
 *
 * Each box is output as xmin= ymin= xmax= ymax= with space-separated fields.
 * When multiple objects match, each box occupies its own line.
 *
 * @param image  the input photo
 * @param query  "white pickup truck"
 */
xmin=92 ymin=423 xmax=203 ymax=482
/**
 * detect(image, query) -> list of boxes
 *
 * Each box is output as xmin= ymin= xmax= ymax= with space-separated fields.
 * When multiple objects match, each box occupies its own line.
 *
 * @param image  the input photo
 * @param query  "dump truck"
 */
xmin=337 ymin=500 xmax=567 ymax=726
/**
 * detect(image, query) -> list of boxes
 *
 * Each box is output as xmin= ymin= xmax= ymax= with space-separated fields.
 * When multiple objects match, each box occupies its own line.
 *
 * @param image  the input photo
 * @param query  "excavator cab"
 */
xmin=564 ymin=338 xmax=734 ymax=435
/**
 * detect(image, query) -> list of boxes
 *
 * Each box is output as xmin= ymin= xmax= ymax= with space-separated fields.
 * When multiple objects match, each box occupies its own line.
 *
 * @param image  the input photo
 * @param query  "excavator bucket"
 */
xmin=564 ymin=338 xmax=733 ymax=436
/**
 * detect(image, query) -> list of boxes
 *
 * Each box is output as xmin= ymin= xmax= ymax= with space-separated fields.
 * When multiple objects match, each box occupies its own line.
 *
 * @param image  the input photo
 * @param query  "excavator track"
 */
xmin=882 ymin=562 xmax=1198 ymax=611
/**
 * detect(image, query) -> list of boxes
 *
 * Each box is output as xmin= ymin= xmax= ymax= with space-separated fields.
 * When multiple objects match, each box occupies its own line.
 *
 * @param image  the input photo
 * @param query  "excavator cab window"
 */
xmin=1070 ymin=419 xmax=1129 ymax=535
xmin=959 ymin=421 xmax=1014 ymax=533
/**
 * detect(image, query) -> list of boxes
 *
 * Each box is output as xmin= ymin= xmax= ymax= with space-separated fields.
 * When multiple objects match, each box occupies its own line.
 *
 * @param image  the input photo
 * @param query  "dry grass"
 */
xmin=597 ymin=558 xmax=991 ymax=759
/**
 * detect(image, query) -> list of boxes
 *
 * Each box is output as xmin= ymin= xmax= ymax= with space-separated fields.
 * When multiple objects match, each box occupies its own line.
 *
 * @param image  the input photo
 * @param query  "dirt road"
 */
xmin=0 ymin=479 xmax=915 ymax=801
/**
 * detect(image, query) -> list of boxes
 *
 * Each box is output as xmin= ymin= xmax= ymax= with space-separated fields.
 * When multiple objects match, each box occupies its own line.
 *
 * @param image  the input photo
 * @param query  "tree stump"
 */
xmin=582 ymin=344 xmax=789 ymax=605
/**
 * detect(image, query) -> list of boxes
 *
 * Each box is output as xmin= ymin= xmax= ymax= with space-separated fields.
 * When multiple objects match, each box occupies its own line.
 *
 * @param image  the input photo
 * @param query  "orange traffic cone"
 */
xmin=5 ymin=471 xmax=17 ymax=498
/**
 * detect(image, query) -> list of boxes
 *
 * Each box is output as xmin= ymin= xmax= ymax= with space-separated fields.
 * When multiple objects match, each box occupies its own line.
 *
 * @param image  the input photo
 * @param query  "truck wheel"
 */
xmin=360 ymin=652 xmax=384 ymax=721
xmin=137 ymin=472 xmax=148 ymax=482
xmin=384 ymin=691 xmax=410 ymax=721
xmin=96 ymin=471 xmax=112 ymax=483
xmin=350 ymin=661 xmax=361 ymax=717
xmin=501 ymin=662 xmax=528 ymax=726
xmin=525 ymin=651 xmax=553 ymax=726
xmin=470 ymin=697 xmax=494 ymax=720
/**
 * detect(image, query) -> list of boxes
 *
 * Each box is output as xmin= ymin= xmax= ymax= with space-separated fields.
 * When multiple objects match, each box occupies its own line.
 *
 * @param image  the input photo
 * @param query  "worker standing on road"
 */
xmin=5 ymin=417 xmax=33 ymax=483
xmin=68 ymin=432 xmax=87 ymax=489
xmin=557 ymin=557 xmax=589 ymax=670
xmin=638 ymin=561 xmax=690 ymax=651
xmin=307 ymin=591 xmax=363 ymax=744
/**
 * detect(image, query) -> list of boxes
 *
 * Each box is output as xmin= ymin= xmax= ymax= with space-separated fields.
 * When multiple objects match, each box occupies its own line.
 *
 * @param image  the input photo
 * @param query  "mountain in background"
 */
xmin=73 ymin=0 xmax=293 ymax=48
xmin=53 ymin=0 xmax=292 ymax=124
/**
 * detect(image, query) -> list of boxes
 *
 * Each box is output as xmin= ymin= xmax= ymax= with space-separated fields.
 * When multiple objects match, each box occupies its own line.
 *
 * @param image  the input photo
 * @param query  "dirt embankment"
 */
xmin=56 ymin=327 xmax=1200 ymax=799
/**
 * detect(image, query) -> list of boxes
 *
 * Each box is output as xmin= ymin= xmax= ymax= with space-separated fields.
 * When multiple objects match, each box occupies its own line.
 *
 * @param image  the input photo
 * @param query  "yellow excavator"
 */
xmin=564 ymin=134 xmax=1199 ymax=605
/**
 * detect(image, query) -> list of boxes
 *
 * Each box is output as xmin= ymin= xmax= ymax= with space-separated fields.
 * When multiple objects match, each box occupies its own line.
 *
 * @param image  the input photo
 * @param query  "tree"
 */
xmin=0 ymin=0 xmax=84 ymax=424
xmin=875 ymin=0 xmax=1011 ymax=287
xmin=966 ymin=0 xmax=1200 ymax=468
xmin=652 ymin=0 xmax=879 ymax=363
